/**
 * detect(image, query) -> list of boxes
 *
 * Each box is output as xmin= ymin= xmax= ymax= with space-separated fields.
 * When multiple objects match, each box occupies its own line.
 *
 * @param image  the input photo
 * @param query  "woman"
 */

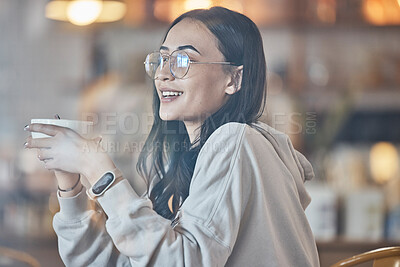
xmin=24 ymin=7 xmax=319 ymax=267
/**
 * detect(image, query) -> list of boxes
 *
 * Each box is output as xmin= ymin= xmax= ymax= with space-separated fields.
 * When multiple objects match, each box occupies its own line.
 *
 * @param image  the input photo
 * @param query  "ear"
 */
xmin=225 ymin=65 xmax=243 ymax=95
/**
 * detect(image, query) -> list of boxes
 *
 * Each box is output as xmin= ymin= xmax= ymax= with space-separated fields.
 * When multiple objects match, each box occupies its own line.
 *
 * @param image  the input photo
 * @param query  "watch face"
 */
xmin=92 ymin=172 xmax=114 ymax=195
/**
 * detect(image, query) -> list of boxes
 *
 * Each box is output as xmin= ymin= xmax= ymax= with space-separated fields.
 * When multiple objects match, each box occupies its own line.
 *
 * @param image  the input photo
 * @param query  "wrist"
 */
xmin=58 ymin=174 xmax=80 ymax=192
xmin=83 ymin=156 xmax=116 ymax=186
xmin=59 ymin=182 xmax=83 ymax=198
xmin=54 ymin=171 xmax=82 ymax=198
xmin=55 ymin=171 xmax=80 ymax=188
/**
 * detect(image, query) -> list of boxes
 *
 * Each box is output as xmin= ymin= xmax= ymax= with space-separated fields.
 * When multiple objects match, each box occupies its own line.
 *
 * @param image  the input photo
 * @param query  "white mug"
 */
xmin=30 ymin=119 xmax=94 ymax=139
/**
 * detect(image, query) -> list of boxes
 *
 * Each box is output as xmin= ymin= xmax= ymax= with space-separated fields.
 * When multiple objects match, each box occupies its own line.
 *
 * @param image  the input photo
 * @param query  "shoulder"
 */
xmin=207 ymin=122 xmax=247 ymax=142
xmin=205 ymin=121 xmax=297 ymax=170
xmin=198 ymin=122 xmax=247 ymax=158
xmin=195 ymin=122 xmax=276 ymax=172
xmin=198 ymin=122 xmax=280 ymax=156
xmin=204 ymin=121 xmax=288 ymax=147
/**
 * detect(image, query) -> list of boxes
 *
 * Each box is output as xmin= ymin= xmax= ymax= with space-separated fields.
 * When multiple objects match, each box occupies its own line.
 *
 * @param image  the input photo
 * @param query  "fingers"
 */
xmin=37 ymin=148 xmax=53 ymax=161
xmin=43 ymin=159 xmax=57 ymax=170
xmin=25 ymin=123 xmax=65 ymax=137
xmin=24 ymin=136 xmax=53 ymax=149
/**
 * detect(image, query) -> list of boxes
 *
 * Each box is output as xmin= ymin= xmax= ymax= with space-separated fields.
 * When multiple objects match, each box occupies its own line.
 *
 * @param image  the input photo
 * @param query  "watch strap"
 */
xmin=86 ymin=168 xmax=123 ymax=200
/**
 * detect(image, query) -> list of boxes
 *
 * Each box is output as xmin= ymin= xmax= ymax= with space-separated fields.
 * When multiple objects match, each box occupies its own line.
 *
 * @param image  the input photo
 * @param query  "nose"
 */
xmin=156 ymin=57 xmax=174 ymax=81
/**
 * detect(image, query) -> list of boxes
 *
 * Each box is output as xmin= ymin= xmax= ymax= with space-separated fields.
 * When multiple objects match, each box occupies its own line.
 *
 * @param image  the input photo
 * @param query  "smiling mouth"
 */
xmin=162 ymin=91 xmax=183 ymax=98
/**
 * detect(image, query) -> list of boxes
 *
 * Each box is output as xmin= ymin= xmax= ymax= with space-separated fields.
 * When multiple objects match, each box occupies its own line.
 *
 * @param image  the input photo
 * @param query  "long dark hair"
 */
xmin=137 ymin=6 xmax=267 ymax=220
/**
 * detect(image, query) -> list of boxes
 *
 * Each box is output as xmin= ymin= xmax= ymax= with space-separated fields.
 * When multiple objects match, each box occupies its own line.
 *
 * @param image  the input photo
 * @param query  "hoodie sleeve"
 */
xmin=53 ymin=188 xmax=131 ymax=267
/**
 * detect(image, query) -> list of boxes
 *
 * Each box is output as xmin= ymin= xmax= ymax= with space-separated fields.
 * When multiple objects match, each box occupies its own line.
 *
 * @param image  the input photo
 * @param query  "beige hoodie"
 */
xmin=53 ymin=122 xmax=320 ymax=267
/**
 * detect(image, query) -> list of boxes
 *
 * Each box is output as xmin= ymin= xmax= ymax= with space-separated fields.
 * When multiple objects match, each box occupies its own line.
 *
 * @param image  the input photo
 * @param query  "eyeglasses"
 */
xmin=144 ymin=50 xmax=236 ymax=80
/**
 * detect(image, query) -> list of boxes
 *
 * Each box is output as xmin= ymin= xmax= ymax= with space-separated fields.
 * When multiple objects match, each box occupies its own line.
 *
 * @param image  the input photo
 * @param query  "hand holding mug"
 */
xmin=24 ymin=120 xmax=115 ymax=185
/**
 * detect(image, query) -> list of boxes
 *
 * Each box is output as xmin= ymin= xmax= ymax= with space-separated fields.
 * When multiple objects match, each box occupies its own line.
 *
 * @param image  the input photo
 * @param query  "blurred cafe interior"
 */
xmin=0 ymin=0 xmax=400 ymax=266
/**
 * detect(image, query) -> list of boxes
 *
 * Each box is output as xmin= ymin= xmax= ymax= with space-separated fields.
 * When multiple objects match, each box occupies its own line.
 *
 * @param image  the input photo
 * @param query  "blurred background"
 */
xmin=0 ymin=0 xmax=399 ymax=266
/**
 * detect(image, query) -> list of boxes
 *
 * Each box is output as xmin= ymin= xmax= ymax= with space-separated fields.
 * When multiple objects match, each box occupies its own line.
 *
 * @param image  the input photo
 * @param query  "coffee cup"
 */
xmin=30 ymin=119 xmax=94 ymax=139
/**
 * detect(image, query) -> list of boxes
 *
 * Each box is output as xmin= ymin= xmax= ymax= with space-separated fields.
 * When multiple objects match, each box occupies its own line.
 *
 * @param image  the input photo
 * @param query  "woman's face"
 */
xmin=154 ymin=19 xmax=233 ymax=126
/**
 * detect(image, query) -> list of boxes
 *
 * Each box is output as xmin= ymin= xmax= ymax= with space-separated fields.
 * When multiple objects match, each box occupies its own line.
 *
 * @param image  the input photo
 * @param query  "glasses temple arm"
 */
xmin=190 ymin=62 xmax=236 ymax=65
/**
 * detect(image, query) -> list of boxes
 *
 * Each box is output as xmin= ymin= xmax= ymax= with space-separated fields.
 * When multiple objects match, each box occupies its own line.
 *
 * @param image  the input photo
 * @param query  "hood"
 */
xmin=251 ymin=122 xmax=315 ymax=209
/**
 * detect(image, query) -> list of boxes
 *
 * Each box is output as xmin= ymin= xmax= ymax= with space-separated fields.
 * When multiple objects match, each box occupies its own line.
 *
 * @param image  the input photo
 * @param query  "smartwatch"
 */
xmin=86 ymin=169 xmax=123 ymax=200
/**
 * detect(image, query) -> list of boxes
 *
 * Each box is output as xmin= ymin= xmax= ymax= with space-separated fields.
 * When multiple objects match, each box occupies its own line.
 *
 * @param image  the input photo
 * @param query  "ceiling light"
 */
xmin=46 ymin=0 xmax=126 ymax=26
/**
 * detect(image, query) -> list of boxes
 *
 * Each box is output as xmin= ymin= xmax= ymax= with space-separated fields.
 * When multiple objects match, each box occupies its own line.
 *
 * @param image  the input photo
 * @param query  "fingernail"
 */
xmin=23 ymin=142 xmax=28 ymax=148
xmin=24 ymin=125 xmax=29 ymax=131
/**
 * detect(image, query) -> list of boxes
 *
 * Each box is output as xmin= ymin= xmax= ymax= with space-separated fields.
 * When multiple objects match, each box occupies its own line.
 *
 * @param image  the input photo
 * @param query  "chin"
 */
xmin=159 ymin=112 xmax=178 ymax=121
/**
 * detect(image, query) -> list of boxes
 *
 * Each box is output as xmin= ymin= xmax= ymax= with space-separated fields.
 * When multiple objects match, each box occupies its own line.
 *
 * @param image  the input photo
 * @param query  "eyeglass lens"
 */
xmin=144 ymin=51 xmax=190 ymax=79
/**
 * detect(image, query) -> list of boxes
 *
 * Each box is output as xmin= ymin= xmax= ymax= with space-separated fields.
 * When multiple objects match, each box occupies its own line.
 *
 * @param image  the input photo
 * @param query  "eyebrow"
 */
xmin=159 ymin=45 xmax=201 ymax=55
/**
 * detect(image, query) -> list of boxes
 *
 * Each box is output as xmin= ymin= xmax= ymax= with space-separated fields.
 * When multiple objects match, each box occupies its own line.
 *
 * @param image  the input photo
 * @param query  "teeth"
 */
xmin=162 ymin=91 xmax=183 ymax=97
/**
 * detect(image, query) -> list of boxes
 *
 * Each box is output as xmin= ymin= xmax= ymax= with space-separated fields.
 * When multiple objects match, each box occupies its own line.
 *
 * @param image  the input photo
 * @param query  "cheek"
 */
xmin=187 ymin=77 xmax=227 ymax=111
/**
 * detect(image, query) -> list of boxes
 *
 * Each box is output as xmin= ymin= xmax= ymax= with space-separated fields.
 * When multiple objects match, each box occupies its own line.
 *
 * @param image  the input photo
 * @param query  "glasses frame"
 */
xmin=144 ymin=50 xmax=237 ymax=79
